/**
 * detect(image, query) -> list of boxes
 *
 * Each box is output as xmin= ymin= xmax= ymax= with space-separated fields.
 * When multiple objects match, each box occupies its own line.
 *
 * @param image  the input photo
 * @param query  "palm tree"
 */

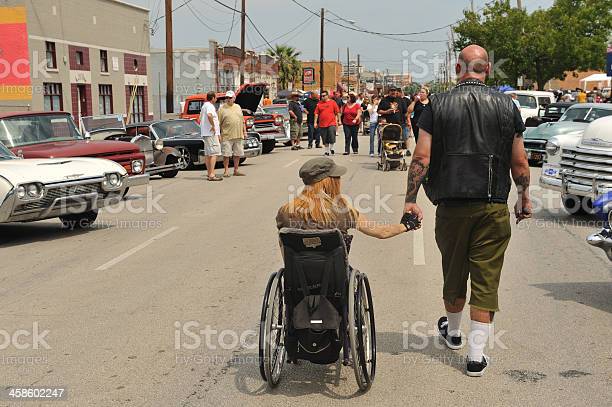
xmin=267 ymin=45 xmax=302 ymax=90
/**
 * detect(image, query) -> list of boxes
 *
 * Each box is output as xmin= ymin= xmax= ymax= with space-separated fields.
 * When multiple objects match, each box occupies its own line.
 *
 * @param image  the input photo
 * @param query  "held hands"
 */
xmin=514 ymin=196 xmax=533 ymax=224
xmin=402 ymin=203 xmax=423 ymax=231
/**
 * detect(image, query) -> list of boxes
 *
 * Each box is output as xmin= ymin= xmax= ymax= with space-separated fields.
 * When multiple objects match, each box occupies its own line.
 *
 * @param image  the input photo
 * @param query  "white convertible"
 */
xmin=0 ymin=141 xmax=128 ymax=228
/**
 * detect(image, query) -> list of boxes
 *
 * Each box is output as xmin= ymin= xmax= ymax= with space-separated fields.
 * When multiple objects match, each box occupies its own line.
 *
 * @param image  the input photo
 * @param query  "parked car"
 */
xmin=505 ymin=90 xmax=556 ymax=122
xmin=524 ymin=103 xmax=612 ymax=166
xmin=236 ymin=83 xmax=288 ymax=154
xmin=586 ymin=192 xmax=612 ymax=261
xmin=81 ymin=114 xmax=183 ymax=178
xmin=0 ymin=111 xmax=148 ymax=187
xmin=125 ymin=119 xmax=261 ymax=169
xmin=540 ymin=115 xmax=612 ymax=215
xmin=261 ymin=103 xmax=309 ymax=145
xmin=524 ymin=102 xmax=575 ymax=127
xmin=0 ymin=140 xmax=127 ymax=228
xmin=180 ymin=87 xmax=287 ymax=154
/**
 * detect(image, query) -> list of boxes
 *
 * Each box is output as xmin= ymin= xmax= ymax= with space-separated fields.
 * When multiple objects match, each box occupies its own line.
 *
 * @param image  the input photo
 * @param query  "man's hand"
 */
xmin=514 ymin=196 xmax=532 ymax=224
xmin=403 ymin=203 xmax=423 ymax=223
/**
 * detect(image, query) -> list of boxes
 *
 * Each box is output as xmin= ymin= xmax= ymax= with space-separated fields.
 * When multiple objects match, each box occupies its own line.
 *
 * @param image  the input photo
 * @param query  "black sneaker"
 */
xmin=437 ymin=316 xmax=463 ymax=350
xmin=343 ymin=152 xmax=350 ymax=155
xmin=324 ymin=152 xmax=330 ymax=156
xmin=466 ymin=355 xmax=489 ymax=377
xmin=331 ymin=150 xmax=335 ymax=155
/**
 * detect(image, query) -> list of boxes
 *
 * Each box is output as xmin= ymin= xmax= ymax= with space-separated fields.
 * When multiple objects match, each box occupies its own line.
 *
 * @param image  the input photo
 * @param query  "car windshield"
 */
xmin=0 ymin=141 xmax=16 ymax=159
xmin=81 ymin=115 xmax=125 ymax=133
xmin=187 ymin=100 xmax=204 ymax=115
xmin=152 ymin=120 xmax=201 ymax=138
xmin=546 ymin=105 xmax=568 ymax=116
xmin=516 ymin=95 xmax=538 ymax=109
xmin=559 ymin=107 xmax=612 ymax=123
xmin=262 ymin=106 xmax=288 ymax=117
xmin=0 ymin=114 xmax=82 ymax=147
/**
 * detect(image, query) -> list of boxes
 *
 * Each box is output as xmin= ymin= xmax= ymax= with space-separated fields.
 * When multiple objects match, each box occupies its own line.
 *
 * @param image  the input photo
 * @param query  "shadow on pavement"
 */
xmin=230 ymin=352 xmax=363 ymax=399
xmin=0 ymin=222 xmax=108 ymax=248
xmin=531 ymin=281 xmax=612 ymax=314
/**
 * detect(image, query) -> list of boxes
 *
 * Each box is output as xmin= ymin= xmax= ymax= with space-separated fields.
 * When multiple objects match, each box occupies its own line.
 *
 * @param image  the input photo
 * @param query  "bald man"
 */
xmin=403 ymin=44 xmax=532 ymax=377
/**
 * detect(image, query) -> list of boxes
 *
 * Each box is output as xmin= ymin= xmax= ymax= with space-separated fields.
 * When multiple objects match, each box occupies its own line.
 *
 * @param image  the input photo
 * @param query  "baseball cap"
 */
xmin=225 ymin=90 xmax=236 ymax=98
xmin=299 ymin=157 xmax=347 ymax=185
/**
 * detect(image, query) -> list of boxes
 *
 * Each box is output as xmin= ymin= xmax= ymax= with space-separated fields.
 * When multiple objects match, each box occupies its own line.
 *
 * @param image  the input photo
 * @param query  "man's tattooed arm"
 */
xmin=513 ymin=173 xmax=530 ymax=198
xmin=405 ymin=158 xmax=429 ymax=203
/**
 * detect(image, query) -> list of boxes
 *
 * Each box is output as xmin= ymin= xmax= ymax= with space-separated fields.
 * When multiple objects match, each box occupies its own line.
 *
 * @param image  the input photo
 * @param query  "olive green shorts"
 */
xmin=435 ymin=202 xmax=511 ymax=312
xmin=290 ymin=120 xmax=303 ymax=141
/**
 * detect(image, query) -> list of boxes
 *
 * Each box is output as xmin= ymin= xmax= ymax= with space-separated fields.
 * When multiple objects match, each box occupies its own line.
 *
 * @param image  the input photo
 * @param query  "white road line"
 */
xmin=95 ymin=227 xmax=179 ymax=271
xmin=413 ymin=227 xmax=426 ymax=265
xmin=283 ymin=159 xmax=300 ymax=168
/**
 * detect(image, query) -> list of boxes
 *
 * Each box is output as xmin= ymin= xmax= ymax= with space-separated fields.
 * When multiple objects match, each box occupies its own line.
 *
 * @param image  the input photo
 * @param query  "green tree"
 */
xmin=453 ymin=0 xmax=612 ymax=90
xmin=266 ymin=45 xmax=302 ymax=90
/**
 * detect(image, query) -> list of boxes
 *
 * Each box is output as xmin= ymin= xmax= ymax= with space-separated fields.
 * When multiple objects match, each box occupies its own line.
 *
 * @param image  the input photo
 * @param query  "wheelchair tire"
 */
xmin=348 ymin=270 xmax=376 ymax=391
xmin=260 ymin=270 xmax=286 ymax=387
xmin=259 ymin=272 xmax=277 ymax=382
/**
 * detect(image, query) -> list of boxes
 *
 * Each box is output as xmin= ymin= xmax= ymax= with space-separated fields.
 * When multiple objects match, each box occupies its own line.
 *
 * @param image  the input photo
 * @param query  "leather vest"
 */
xmin=424 ymin=80 xmax=517 ymax=204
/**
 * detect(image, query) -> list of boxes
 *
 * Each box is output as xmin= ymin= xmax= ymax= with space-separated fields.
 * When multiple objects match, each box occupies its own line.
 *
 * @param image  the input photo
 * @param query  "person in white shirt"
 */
xmin=200 ymin=91 xmax=223 ymax=181
xmin=367 ymin=97 xmax=380 ymax=157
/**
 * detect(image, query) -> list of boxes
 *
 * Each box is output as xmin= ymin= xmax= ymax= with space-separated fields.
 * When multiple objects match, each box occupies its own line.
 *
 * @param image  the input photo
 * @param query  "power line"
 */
xmin=152 ymin=0 xmax=193 ymax=24
xmin=224 ymin=0 xmax=238 ymax=46
xmin=208 ymin=0 xmax=274 ymax=49
xmin=185 ymin=1 xmax=229 ymax=33
xmin=252 ymin=14 xmax=315 ymax=49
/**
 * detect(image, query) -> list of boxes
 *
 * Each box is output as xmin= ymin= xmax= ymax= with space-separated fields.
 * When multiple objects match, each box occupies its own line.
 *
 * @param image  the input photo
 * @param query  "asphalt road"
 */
xmin=1 ymin=139 xmax=610 ymax=406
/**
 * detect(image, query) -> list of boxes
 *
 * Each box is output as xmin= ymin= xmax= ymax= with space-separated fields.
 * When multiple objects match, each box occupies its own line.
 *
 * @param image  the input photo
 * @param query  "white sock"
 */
xmin=468 ymin=320 xmax=491 ymax=362
xmin=330 ymin=143 xmax=335 ymax=151
xmin=325 ymin=145 xmax=330 ymax=153
xmin=446 ymin=311 xmax=462 ymax=337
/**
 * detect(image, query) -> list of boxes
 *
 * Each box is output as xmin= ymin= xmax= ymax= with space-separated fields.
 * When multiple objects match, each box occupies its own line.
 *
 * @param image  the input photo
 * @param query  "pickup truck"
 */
xmin=539 ymin=114 xmax=612 ymax=215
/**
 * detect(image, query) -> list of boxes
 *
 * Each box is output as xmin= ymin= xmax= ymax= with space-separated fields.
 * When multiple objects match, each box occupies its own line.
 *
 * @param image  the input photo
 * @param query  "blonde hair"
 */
xmin=280 ymin=177 xmax=358 ymax=225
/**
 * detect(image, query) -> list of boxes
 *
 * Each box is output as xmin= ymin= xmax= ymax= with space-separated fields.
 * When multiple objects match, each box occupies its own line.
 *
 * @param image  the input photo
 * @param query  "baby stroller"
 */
xmin=377 ymin=123 xmax=408 ymax=171
xmin=259 ymin=228 xmax=376 ymax=391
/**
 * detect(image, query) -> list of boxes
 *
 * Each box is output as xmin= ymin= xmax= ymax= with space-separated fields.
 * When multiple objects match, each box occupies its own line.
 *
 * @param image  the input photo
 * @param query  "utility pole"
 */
xmin=165 ymin=0 xmax=173 ymax=113
xmin=319 ymin=8 xmax=324 ymax=95
xmin=517 ymin=0 xmax=523 ymax=9
xmin=346 ymin=47 xmax=350 ymax=92
xmin=356 ymin=54 xmax=360 ymax=94
xmin=471 ymin=0 xmax=475 ymax=12
xmin=240 ymin=0 xmax=246 ymax=85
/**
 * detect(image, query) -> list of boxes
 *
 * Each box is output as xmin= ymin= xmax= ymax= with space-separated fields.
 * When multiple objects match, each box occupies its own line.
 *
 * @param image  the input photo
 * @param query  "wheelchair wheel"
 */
xmin=348 ymin=270 xmax=376 ymax=391
xmin=259 ymin=270 xmax=286 ymax=387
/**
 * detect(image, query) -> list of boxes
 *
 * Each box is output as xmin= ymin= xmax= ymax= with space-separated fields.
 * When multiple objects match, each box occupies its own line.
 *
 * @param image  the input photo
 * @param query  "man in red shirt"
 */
xmin=314 ymin=91 xmax=341 ymax=156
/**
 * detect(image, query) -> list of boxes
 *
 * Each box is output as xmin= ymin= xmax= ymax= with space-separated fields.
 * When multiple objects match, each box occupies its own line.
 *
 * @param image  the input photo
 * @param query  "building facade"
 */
xmin=150 ymin=41 xmax=279 ymax=119
xmin=297 ymin=61 xmax=343 ymax=93
xmin=0 ymin=0 xmax=153 ymax=123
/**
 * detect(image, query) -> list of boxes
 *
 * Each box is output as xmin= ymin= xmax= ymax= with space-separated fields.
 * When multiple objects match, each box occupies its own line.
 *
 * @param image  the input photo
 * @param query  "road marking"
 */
xmin=413 ymin=227 xmax=426 ymax=265
xmin=95 ymin=226 xmax=179 ymax=271
xmin=284 ymin=159 xmax=299 ymax=168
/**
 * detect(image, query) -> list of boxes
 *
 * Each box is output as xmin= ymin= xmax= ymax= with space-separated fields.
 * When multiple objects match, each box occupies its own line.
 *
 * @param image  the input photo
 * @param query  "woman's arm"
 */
xmin=407 ymin=100 xmax=416 ymax=115
xmin=356 ymin=213 xmax=407 ymax=239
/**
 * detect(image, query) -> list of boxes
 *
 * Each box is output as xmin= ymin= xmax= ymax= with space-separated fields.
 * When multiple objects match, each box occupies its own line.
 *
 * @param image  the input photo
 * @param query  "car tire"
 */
xmin=262 ymin=140 xmax=275 ymax=154
xmin=562 ymin=195 xmax=592 ymax=216
xmin=238 ymin=157 xmax=246 ymax=164
xmin=176 ymin=147 xmax=194 ymax=169
xmin=161 ymin=156 xmax=180 ymax=178
xmin=60 ymin=210 xmax=98 ymax=230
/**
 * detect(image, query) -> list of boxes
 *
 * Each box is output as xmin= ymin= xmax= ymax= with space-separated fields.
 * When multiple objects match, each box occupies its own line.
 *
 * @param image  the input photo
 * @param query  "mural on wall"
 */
xmin=0 ymin=6 xmax=31 ymax=101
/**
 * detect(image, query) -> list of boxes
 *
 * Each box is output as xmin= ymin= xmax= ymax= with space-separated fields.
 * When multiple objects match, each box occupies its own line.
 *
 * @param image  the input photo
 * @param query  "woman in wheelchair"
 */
xmin=276 ymin=157 xmax=417 ymax=249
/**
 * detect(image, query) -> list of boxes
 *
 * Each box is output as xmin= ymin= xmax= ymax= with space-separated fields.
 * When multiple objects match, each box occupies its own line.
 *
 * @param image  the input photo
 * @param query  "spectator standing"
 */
xmin=303 ymin=92 xmax=321 ymax=149
xmin=200 ymin=91 xmax=223 ymax=182
xmin=218 ymin=91 xmax=247 ymax=177
xmin=314 ymin=91 xmax=341 ymax=156
xmin=341 ymin=93 xmax=362 ymax=155
xmin=367 ymin=97 xmax=380 ymax=157
xmin=577 ymin=88 xmax=587 ymax=103
xmin=408 ymin=87 xmax=431 ymax=142
xmin=511 ymin=93 xmax=521 ymax=110
xmin=288 ymin=92 xmax=304 ymax=150
xmin=377 ymin=88 xmax=403 ymax=125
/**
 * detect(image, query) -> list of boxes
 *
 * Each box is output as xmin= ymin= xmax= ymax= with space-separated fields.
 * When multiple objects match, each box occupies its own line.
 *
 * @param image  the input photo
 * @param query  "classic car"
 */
xmin=125 ymin=119 xmax=262 ymax=169
xmin=505 ymin=90 xmax=556 ymax=122
xmin=261 ymin=104 xmax=308 ymax=144
xmin=81 ymin=115 xmax=183 ymax=178
xmin=540 ymin=115 xmax=612 ymax=215
xmin=586 ymin=193 xmax=612 ymax=261
xmin=235 ymin=83 xmax=288 ymax=154
xmin=0 ymin=140 xmax=127 ymax=228
xmin=0 ymin=111 xmax=148 ymax=187
xmin=524 ymin=103 xmax=612 ymax=166
xmin=524 ymin=102 xmax=575 ymax=127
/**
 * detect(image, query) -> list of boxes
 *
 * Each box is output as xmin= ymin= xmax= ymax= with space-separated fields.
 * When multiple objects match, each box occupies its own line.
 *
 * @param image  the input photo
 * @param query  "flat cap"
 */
xmin=299 ymin=157 xmax=347 ymax=185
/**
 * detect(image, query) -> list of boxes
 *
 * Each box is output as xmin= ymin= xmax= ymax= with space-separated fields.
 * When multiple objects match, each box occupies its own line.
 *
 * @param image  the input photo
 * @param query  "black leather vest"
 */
xmin=424 ymin=81 xmax=516 ymax=204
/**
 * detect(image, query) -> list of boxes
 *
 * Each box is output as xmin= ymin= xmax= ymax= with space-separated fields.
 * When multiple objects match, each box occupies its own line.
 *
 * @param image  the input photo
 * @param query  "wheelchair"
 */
xmin=259 ymin=228 xmax=376 ymax=391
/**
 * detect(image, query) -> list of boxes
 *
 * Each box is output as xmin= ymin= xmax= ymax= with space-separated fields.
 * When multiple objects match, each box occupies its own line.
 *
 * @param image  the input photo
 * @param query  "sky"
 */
xmin=128 ymin=0 xmax=555 ymax=80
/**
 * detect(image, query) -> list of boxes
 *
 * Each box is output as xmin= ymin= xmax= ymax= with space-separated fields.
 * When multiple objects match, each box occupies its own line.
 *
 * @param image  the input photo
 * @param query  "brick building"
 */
xmin=0 ymin=0 xmax=153 ymax=123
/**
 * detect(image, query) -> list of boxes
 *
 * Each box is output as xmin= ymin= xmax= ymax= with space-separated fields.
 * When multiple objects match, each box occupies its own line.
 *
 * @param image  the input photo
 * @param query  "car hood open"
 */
xmin=235 ymin=83 xmax=267 ymax=113
xmin=0 ymin=157 xmax=125 ymax=185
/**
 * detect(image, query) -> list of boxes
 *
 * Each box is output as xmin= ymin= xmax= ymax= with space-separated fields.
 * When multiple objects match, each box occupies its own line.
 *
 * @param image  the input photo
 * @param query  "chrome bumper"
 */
xmin=145 ymin=162 xmax=181 ymax=176
xmin=587 ymin=229 xmax=612 ymax=261
xmin=126 ymin=174 xmax=150 ymax=187
xmin=540 ymin=174 xmax=612 ymax=198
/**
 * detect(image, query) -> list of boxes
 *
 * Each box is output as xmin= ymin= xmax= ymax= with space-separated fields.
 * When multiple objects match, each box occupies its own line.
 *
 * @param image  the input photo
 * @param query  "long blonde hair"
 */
xmin=280 ymin=177 xmax=358 ymax=225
